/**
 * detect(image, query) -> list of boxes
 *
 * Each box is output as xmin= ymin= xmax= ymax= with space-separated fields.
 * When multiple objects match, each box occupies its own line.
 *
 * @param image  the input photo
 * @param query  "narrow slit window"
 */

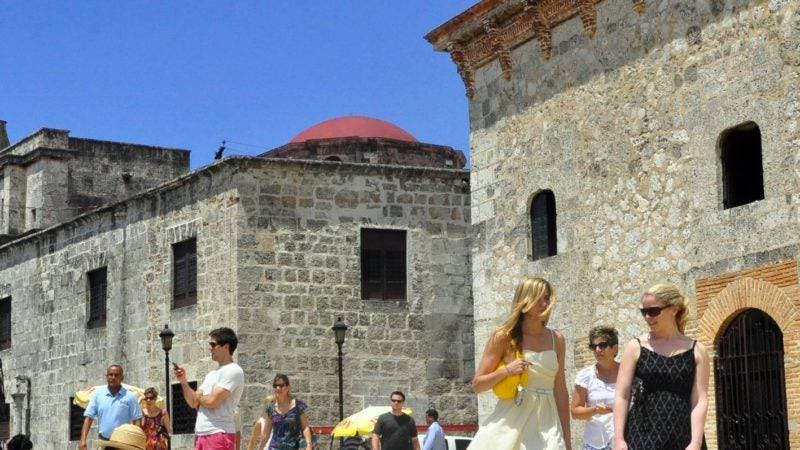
xmin=0 ymin=297 xmax=10 ymax=350
xmin=530 ymin=190 xmax=557 ymax=260
xmin=87 ymin=267 xmax=107 ymax=329
xmin=172 ymin=239 xmax=197 ymax=309
xmin=361 ymin=229 xmax=407 ymax=300
xmin=720 ymin=121 xmax=764 ymax=209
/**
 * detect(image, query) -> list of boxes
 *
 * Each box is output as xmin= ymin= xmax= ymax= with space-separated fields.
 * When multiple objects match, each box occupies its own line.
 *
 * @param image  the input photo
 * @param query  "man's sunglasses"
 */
xmin=639 ymin=305 xmax=670 ymax=317
xmin=390 ymin=399 xmax=404 ymax=403
xmin=588 ymin=341 xmax=612 ymax=350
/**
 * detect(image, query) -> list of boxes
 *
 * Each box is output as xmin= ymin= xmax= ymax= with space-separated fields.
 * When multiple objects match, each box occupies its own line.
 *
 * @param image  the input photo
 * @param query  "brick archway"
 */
xmin=696 ymin=277 xmax=800 ymax=449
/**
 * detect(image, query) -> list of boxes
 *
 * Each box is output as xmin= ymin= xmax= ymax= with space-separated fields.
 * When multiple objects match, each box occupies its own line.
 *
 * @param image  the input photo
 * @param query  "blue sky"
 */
xmin=1 ymin=1 xmax=476 ymax=169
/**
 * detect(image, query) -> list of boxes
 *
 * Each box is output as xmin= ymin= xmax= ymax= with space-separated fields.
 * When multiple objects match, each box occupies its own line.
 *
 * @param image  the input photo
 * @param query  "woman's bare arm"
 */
xmin=553 ymin=330 xmax=572 ymax=450
xmin=688 ymin=342 xmax=710 ymax=449
xmin=471 ymin=330 xmax=529 ymax=393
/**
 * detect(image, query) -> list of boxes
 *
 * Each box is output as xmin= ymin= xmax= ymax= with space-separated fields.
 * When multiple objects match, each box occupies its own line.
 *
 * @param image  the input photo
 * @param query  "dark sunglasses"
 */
xmin=273 ymin=383 xmax=287 ymax=389
xmin=390 ymin=399 xmax=404 ymax=403
xmin=588 ymin=341 xmax=612 ymax=350
xmin=639 ymin=305 xmax=670 ymax=317
xmin=145 ymin=396 xmax=156 ymax=401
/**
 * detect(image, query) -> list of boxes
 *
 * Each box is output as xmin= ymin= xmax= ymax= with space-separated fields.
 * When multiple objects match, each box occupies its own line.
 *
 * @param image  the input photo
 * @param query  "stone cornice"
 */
xmin=425 ymin=0 xmax=647 ymax=98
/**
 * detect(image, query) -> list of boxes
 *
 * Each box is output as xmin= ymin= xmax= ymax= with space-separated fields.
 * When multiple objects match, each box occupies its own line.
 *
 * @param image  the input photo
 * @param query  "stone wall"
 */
xmin=0 ymin=157 xmax=475 ymax=448
xmin=232 ymin=158 xmax=475 ymax=440
xmin=454 ymin=0 xmax=800 ymax=447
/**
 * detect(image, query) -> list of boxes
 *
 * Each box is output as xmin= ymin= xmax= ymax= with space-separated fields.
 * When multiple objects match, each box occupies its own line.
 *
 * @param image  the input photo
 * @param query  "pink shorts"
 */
xmin=195 ymin=432 xmax=236 ymax=450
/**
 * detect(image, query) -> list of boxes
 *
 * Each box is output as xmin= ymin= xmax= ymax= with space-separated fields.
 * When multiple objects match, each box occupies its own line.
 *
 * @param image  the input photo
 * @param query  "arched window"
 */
xmin=530 ymin=190 xmax=557 ymax=260
xmin=720 ymin=121 xmax=764 ymax=208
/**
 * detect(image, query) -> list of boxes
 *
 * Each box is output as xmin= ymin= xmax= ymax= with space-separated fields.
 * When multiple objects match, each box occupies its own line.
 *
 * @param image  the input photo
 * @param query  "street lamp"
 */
xmin=331 ymin=317 xmax=349 ymax=435
xmin=159 ymin=324 xmax=175 ymax=450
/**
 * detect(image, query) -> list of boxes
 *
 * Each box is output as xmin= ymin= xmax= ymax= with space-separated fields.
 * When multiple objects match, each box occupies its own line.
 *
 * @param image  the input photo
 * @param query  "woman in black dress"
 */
xmin=612 ymin=283 xmax=709 ymax=450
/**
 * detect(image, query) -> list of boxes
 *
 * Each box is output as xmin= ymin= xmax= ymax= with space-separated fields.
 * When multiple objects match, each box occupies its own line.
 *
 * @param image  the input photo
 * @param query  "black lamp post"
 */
xmin=332 ymin=317 xmax=348 ymax=446
xmin=159 ymin=324 xmax=175 ymax=450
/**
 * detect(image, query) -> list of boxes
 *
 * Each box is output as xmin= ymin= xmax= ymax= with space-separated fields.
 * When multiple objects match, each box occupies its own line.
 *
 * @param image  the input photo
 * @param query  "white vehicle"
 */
xmin=417 ymin=433 xmax=473 ymax=450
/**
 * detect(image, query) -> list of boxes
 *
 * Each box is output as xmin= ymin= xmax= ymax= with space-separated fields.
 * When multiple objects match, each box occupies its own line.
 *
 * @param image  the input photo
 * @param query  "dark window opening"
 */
xmin=361 ymin=229 xmax=406 ymax=300
xmin=325 ymin=156 xmax=342 ymax=162
xmin=173 ymin=239 xmax=197 ymax=309
xmin=720 ymin=122 xmax=764 ymax=209
xmin=0 ymin=393 xmax=8 ymax=440
xmin=69 ymin=397 xmax=84 ymax=441
xmin=172 ymin=381 xmax=198 ymax=434
xmin=530 ymin=190 xmax=557 ymax=260
xmin=87 ymin=267 xmax=107 ymax=329
xmin=0 ymin=297 xmax=10 ymax=350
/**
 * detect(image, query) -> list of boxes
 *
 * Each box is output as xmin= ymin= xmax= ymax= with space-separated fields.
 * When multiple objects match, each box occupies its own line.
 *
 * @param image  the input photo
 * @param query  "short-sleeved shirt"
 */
xmin=374 ymin=412 xmax=417 ymax=450
xmin=195 ymin=362 xmax=245 ymax=435
xmin=266 ymin=398 xmax=308 ymax=449
xmin=422 ymin=421 xmax=446 ymax=450
xmin=84 ymin=386 xmax=142 ymax=438
xmin=575 ymin=365 xmax=616 ymax=449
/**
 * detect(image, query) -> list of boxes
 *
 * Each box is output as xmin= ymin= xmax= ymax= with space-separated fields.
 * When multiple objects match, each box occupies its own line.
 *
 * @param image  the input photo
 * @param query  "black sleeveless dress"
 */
xmin=624 ymin=339 xmax=705 ymax=449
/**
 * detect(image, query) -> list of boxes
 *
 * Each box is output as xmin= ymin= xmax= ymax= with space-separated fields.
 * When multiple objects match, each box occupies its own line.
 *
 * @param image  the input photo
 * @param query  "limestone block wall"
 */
xmin=462 ymin=0 xmax=800 ymax=445
xmin=231 ymin=158 xmax=476 ymax=437
xmin=0 ymin=165 xmax=241 ymax=449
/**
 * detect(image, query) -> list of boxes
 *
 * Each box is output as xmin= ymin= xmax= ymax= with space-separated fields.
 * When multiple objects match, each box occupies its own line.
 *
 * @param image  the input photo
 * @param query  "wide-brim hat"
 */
xmin=96 ymin=424 xmax=146 ymax=450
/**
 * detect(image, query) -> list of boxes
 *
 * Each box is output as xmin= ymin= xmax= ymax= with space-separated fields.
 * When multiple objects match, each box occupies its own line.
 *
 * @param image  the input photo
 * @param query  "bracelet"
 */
xmin=504 ymin=365 xmax=511 ymax=375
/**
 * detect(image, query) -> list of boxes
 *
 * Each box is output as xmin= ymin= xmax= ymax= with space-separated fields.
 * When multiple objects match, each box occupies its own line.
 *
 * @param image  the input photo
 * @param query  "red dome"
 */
xmin=290 ymin=116 xmax=418 ymax=143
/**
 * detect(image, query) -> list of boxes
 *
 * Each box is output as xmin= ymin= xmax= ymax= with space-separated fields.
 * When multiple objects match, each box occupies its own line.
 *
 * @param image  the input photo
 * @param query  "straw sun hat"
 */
xmin=96 ymin=424 xmax=146 ymax=450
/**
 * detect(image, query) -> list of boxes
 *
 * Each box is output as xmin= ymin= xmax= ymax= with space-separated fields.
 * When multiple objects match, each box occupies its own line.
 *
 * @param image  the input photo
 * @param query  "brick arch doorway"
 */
xmin=714 ymin=308 xmax=789 ymax=449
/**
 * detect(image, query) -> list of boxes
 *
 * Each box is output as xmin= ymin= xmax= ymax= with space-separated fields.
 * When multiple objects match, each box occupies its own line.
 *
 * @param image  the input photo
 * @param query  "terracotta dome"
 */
xmin=290 ymin=116 xmax=418 ymax=143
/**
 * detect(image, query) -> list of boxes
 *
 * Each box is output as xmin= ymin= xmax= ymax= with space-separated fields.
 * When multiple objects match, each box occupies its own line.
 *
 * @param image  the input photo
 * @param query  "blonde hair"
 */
xmin=644 ymin=283 xmax=690 ymax=333
xmin=496 ymin=277 xmax=555 ymax=352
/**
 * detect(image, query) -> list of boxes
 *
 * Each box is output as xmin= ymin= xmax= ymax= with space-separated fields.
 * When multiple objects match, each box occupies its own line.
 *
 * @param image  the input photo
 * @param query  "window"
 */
xmin=720 ymin=121 xmax=764 ymax=209
xmin=172 ymin=381 xmax=198 ymax=434
xmin=0 ymin=297 xmax=10 ymax=350
xmin=173 ymin=239 xmax=197 ymax=309
xmin=0 ymin=393 xmax=8 ymax=440
xmin=87 ymin=267 xmax=107 ymax=328
xmin=69 ymin=397 xmax=83 ymax=441
xmin=530 ymin=190 xmax=557 ymax=260
xmin=361 ymin=229 xmax=406 ymax=300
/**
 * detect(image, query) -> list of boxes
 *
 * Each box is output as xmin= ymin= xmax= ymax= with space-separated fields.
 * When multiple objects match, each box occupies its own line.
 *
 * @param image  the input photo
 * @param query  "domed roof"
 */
xmin=290 ymin=115 xmax=418 ymax=143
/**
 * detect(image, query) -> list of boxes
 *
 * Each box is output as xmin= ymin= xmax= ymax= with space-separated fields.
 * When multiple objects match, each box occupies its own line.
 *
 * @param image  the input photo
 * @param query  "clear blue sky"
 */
xmin=1 ymin=1 xmax=475 ymax=169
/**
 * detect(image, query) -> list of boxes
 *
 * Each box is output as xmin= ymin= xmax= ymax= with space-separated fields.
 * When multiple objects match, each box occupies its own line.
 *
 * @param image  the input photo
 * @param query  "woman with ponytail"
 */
xmin=613 ymin=283 xmax=709 ymax=450
xmin=468 ymin=277 xmax=571 ymax=450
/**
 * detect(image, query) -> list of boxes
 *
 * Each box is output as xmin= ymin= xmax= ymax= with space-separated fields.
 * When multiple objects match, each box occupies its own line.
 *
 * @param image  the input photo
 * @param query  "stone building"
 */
xmin=428 ymin=0 xmax=800 ymax=448
xmin=0 ymin=117 xmax=476 ymax=448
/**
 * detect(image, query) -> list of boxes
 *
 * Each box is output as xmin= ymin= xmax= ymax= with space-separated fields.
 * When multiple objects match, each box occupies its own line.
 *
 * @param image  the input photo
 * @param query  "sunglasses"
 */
xmin=390 ymin=399 xmax=404 ymax=403
xmin=145 ymin=396 xmax=156 ymax=401
xmin=273 ymin=383 xmax=287 ymax=389
xmin=639 ymin=305 xmax=670 ymax=317
xmin=588 ymin=341 xmax=612 ymax=350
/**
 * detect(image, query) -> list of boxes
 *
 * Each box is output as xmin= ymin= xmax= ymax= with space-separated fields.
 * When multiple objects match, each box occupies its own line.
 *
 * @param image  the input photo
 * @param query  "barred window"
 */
xmin=172 ymin=381 xmax=198 ymax=434
xmin=172 ymin=239 xmax=197 ymax=309
xmin=530 ymin=190 xmax=557 ymax=260
xmin=69 ymin=397 xmax=84 ymax=440
xmin=720 ymin=121 xmax=764 ymax=209
xmin=361 ymin=229 xmax=406 ymax=300
xmin=87 ymin=267 xmax=107 ymax=329
xmin=0 ymin=297 xmax=10 ymax=350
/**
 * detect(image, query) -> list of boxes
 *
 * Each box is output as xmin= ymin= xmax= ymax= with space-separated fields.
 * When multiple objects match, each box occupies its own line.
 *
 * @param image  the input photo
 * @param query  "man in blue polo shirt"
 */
xmin=79 ymin=364 xmax=142 ymax=450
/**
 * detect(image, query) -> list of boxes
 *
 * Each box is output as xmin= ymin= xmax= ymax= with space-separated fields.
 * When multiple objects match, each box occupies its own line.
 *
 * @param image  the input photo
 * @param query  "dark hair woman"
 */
xmin=258 ymin=374 xmax=313 ymax=450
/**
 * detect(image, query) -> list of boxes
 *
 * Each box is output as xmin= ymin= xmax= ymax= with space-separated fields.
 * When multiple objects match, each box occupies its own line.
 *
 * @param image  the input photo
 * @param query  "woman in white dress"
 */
xmin=571 ymin=326 xmax=619 ymax=450
xmin=468 ymin=277 xmax=571 ymax=450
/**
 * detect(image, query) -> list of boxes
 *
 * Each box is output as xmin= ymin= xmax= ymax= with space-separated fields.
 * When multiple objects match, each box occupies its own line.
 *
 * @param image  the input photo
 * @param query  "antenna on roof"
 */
xmin=214 ymin=140 xmax=226 ymax=160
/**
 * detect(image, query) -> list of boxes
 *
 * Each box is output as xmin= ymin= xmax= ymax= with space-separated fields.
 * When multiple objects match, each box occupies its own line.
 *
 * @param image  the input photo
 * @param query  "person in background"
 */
xmin=571 ymin=326 xmax=619 ymax=450
xmin=371 ymin=391 xmax=420 ymax=450
xmin=258 ymin=374 xmax=313 ymax=450
xmin=175 ymin=327 xmax=245 ymax=450
xmin=141 ymin=387 xmax=172 ymax=450
xmin=422 ymin=409 xmax=446 ymax=450
xmin=80 ymin=364 xmax=143 ymax=450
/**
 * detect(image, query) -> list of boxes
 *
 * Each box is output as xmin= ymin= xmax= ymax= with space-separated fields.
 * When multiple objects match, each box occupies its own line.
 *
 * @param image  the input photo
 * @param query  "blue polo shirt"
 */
xmin=84 ymin=386 xmax=142 ymax=438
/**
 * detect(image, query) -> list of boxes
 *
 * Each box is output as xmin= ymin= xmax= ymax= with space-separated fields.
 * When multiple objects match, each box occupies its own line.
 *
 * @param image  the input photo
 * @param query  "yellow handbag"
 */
xmin=492 ymin=347 xmax=529 ymax=400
